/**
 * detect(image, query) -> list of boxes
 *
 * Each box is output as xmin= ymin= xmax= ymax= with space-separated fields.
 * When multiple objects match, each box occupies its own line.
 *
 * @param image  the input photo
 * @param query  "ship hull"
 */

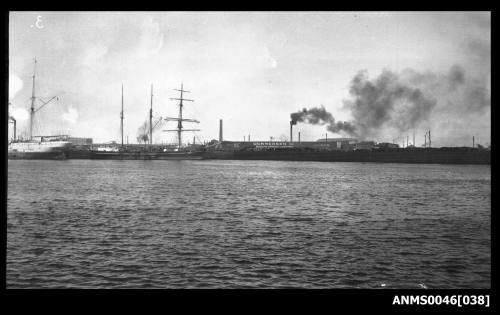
xmin=66 ymin=150 xmax=94 ymax=159
xmin=203 ymin=148 xmax=490 ymax=165
xmin=8 ymin=140 xmax=71 ymax=160
xmin=90 ymin=151 xmax=204 ymax=160
xmin=8 ymin=151 xmax=67 ymax=160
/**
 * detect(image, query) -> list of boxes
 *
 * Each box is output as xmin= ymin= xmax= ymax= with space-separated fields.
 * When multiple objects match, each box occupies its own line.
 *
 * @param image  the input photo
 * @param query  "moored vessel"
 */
xmin=87 ymin=83 xmax=204 ymax=160
xmin=8 ymin=58 xmax=71 ymax=160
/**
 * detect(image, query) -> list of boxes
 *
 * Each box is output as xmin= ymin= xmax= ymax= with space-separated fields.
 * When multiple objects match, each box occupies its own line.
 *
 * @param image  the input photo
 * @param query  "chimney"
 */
xmin=298 ymin=131 xmax=301 ymax=143
xmin=473 ymin=136 xmax=475 ymax=148
xmin=219 ymin=119 xmax=223 ymax=142
xmin=9 ymin=116 xmax=16 ymax=141
xmin=290 ymin=121 xmax=293 ymax=142
xmin=428 ymin=130 xmax=431 ymax=147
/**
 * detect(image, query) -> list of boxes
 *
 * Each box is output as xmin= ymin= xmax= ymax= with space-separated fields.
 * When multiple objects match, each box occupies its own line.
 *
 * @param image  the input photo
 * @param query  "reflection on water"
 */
xmin=7 ymin=160 xmax=490 ymax=288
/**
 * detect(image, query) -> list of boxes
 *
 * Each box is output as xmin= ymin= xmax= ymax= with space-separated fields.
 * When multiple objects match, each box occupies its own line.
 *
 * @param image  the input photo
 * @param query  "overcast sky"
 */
xmin=9 ymin=11 xmax=490 ymax=146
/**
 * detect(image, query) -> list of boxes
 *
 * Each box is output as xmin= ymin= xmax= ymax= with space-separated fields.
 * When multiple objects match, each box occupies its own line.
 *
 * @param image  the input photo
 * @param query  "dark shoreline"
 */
xmin=8 ymin=147 xmax=491 ymax=165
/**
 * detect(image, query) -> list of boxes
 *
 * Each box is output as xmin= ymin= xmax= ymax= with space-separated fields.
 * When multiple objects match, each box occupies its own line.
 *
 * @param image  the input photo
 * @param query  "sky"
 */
xmin=8 ymin=11 xmax=490 ymax=147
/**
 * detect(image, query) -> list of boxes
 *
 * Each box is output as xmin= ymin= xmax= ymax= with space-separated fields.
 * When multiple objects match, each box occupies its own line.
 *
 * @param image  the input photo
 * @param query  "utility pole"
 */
xmin=150 ymin=84 xmax=153 ymax=150
xmin=219 ymin=119 xmax=223 ymax=142
xmin=121 ymin=84 xmax=124 ymax=148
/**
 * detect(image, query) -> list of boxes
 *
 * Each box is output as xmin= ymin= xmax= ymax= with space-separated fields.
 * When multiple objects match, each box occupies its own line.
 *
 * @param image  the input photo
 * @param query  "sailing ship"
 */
xmin=91 ymin=83 xmax=204 ymax=160
xmin=8 ymin=59 xmax=71 ymax=160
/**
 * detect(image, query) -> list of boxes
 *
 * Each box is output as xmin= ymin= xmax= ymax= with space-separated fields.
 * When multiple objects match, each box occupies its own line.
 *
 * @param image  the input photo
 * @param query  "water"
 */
xmin=7 ymin=160 xmax=491 ymax=288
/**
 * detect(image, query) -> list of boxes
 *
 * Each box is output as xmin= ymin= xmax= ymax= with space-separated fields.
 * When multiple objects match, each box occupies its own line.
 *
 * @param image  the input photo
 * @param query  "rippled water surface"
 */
xmin=7 ymin=160 xmax=491 ymax=288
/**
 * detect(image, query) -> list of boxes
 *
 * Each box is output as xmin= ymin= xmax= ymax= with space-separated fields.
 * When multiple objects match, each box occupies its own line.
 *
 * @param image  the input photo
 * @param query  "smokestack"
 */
xmin=473 ymin=136 xmax=475 ymax=148
xmin=428 ymin=130 xmax=431 ymax=147
xmin=298 ymin=131 xmax=301 ymax=143
xmin=219 ymin=119 xmax=223 ymax=142
xmin=290 ymin=121 xmax=293 ymax=142
xmin=9 ymin=116 xmax=16 ymax=141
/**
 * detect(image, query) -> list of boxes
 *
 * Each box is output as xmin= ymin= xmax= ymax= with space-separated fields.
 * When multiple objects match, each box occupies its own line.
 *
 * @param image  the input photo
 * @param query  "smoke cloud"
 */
xmin=290 ymin=106 xmax=357 ymax=135
xmin=137 ymin=121 xmax=150 ymax=144
xmin=136 ymin=117 xmax=165 ymax=144
xmin=290 ymin=63 xmax=490 ymax=141
xmin=9 ymin=74 xmax=23 ymax=100
xmin=343 ymin=69 xmax=437 ymax=139
xmin=62 ymin=105 xmax=79 ymax=124
xmin=9 ymin=106 xmax=29 ymax=121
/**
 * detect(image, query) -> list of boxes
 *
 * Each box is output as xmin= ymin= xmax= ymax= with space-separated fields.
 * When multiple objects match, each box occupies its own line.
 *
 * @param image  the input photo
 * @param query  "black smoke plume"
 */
xmin=290 ymin=106 xmax=357 ymax=136
xmin=343 ymin=70 xmax=437 ymax=139
xmin=290 ymin=62 xmax=490 ymax=141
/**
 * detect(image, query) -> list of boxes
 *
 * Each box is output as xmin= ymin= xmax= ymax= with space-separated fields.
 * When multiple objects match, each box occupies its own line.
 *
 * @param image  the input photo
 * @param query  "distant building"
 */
xmin=316 ymin=137 xmax=358 ymax=149
xmin=355 ymin=141 xmax=376 ymax=150
xmin=214 ymin=138 xmax=360 ymax=152
xmin=68 ymin=137 xmax=93 ymax=145
xmin=377 ymin=142 xmax=400 ymax=149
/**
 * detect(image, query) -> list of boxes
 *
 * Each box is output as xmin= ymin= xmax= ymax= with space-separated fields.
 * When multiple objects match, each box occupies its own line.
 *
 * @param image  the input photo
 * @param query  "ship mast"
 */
xmin=175 ymin=84 xmax=186 ymax=149
xmin=163 ymin=83 xmax=200 ymax=149
xmin=29 ymin=58 xmax=37 ymax=140
xmin=27 ymin=58 xmax=59 ymax=140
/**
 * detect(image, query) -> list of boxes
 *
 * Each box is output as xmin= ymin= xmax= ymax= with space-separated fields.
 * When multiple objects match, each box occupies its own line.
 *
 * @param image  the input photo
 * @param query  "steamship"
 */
xmin=8 ymin=59 xmax=71 ymax=160
xmin=9 ymin=137 xmax=71 ymax=160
